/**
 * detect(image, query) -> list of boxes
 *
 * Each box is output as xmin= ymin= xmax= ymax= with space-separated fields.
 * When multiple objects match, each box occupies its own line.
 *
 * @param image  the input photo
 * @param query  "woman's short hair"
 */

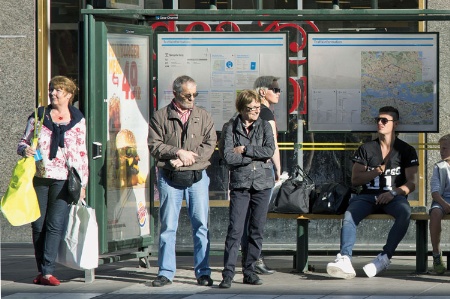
xmin=235 ymin=89 xmax=260 ymax=114
xmin=439 ymin=134 xmax=450 ymax=144
xmin=50 ymin=76 xmax=78 ymax=104
xmin=253 ymin=76 xmax=279 ymax=98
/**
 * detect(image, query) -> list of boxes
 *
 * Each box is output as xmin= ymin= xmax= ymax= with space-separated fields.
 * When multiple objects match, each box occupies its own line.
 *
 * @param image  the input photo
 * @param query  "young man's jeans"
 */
xmin=340 ymin=193 xmax=411 ymax=259
xmin=157 ymin=169 xmax=211 ymax=281
xmin=32 ymin=177 xmax=71 ymax=276
xmin=222 ymin=188 xmax=271 ymax=278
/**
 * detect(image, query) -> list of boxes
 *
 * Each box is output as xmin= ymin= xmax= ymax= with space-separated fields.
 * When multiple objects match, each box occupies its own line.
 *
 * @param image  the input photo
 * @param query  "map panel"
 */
xmin=361 ymin=51 xmax=434 ymax=126
xmin=307 ymin=33 xmax=438 ymax=132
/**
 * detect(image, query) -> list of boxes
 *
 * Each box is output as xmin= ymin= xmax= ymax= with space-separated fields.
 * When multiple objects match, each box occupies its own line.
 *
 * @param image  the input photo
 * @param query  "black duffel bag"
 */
xmin=163 ymin=169 xmax=203 ymax=187
xmin=269 ymin=165 xmax=315 ymax=214
xmin=310 ymin=182 xmax=351 ymax=214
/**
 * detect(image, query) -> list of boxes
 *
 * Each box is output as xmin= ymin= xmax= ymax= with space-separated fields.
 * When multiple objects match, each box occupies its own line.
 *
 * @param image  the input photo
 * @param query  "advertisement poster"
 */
xmin=106 ymin=33 xmax=150 ymax=240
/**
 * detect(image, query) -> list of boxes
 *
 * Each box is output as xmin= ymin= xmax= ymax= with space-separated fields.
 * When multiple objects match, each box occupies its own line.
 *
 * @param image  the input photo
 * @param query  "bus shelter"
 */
xmin=80 ymin=6 xmax=450 ymax=279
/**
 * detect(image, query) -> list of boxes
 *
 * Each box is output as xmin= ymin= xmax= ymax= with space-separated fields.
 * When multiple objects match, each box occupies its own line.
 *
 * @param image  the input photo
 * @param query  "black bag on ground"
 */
xmin=310 ymin=182 xmax=351 ymax=214
xmin=269 ymin=165 xmax=314 ymax=214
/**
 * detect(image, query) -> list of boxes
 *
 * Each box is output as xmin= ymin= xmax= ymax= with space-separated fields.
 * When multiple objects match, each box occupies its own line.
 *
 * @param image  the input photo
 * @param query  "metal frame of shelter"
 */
xmin=81 ymin=8 xmax=450 ymax=21
xmin=80 ymin=6 xmax=450 ymax=278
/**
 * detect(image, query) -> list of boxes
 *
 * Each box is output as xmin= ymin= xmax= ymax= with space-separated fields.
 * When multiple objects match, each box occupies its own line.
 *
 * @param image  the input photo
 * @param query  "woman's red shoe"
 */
xmin=40 ymin=275 xmax=61 ymax=286
xmin=33 ymin=274 xmax=43 ymax=284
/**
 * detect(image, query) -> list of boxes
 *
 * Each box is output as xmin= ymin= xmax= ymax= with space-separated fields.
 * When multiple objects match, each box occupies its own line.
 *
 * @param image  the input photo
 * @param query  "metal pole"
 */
xmin=257 ymin=0 xmax=263 ymax=10
xmin=371 ymin=0 xmax=379 ymax=9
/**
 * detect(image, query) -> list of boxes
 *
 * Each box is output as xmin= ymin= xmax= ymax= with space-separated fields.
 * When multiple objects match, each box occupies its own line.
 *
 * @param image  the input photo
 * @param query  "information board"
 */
xmin=307 ymin=33 xmax=439 ymax=132
xmin=156 ymin=32 xmax=289 ymax=131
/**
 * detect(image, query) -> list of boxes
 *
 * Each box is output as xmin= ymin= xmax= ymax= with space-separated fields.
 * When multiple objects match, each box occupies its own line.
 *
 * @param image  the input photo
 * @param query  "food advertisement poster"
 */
xmin=106 ymin=33 xmax=150 ymax=240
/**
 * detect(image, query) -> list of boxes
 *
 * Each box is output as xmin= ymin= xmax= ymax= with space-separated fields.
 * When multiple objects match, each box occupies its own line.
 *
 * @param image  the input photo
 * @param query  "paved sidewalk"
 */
xmin=2 ymin=243 xmax=450 ymax=298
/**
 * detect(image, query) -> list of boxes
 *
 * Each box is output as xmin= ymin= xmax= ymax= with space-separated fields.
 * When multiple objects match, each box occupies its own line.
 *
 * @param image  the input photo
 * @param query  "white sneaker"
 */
xmin=326 ymin=253 xmax=356 ymax=279
xmin=363 ymin=253 xmax=391 ymax=278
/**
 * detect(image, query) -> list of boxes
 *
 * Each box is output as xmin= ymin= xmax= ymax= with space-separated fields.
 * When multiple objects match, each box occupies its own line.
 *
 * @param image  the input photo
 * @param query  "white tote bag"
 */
xmin=57 ymin=200 xmax=99 ymax=270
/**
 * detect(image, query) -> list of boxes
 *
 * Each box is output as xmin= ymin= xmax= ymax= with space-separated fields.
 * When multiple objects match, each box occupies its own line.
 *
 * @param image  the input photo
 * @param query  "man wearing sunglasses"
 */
xmin=238 ymin=76 xmax=282 ymax=275
xmin=327 ymin=106 xmax=419 ymax=279
xmin=148 ymin=75 xmax=217 ymax=287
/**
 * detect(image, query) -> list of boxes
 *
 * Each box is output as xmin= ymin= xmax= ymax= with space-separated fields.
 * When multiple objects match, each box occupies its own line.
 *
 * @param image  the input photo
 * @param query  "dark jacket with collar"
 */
xmin=219 ymin=115 xmax=275 ymax=190
xmin=148 ymin=103 xmax=217 ymax=171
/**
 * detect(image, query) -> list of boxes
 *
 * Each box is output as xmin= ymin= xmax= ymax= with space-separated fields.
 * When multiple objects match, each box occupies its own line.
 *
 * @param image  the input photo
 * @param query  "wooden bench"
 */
xmin=266 ymin=212 xmax=450 ymax=273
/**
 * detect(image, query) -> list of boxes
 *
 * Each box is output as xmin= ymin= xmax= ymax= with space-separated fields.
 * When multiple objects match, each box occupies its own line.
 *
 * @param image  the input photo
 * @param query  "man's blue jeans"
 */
xmin=340 ymin=193 xmax=411 ymax=259
xmin=157 ymin=169 xmax=211 ymax=280
xmin=32 ymin=177 xmax=71 ymax=276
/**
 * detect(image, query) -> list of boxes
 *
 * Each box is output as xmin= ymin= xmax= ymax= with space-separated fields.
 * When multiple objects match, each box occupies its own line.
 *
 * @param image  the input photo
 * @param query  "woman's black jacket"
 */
xmin=219 ymin=115 xmax=275 ymax=191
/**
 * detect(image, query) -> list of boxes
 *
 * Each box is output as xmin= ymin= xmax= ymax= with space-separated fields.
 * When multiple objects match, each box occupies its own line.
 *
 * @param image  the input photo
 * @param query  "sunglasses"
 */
xmin=180 ymin=92 xmax=199 ymax=99
xmin=268 ymin=87 xmax=281 ymax=93
xmin=375 ymin=117 xmax=396 ymax=125
xmin=246 ymin=106 xmax=261 ymax=112
xmin=118 ymin=147 xmax=138 ymax=158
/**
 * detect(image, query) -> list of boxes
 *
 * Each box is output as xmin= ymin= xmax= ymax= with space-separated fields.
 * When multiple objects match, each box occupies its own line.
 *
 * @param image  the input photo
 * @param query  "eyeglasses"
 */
xmin=246 ymin=106 xmax=261 ymax=112
xmin=375 ymin=117 xmax=396 ymax=125
xmin=268 ymin=88 xmax=281 ymax=93
xmin=180 ymin=92 xmax=199 ymax=99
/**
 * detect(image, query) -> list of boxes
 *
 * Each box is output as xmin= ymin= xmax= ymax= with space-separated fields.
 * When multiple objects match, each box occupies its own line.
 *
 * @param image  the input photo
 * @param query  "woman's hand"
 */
xmin=80 ymin=187 xmax=86 ymax=200
xmin=23 ymin=146 xmax=36 ymax=157
xmin=233 ymin=145 xmax=246 ymax=154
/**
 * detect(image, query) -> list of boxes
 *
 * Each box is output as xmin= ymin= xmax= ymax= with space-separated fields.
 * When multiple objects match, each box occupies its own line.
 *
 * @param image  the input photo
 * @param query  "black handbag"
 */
xmin=67 ymin=166 xmax=82 ymax=203
xmin=269 ymin=165 xmax=315 ymax=214
xmin=311 ymin=182 xmax=351 ymax=214
xmin=63 ymin=148 xmax=82 ymax=203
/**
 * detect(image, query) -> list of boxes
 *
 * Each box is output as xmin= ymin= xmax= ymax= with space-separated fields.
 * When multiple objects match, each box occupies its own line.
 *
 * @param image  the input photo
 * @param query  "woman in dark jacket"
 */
xmin=218 ymin=89 xmax=275 ymax=288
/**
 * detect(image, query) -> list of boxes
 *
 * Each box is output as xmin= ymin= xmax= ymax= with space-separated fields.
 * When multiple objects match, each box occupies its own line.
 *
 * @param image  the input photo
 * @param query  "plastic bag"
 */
xmin=1 ymin=155 xmax=41 ymax=226
xmin=57 ymin=200 xmax=99 ymax=270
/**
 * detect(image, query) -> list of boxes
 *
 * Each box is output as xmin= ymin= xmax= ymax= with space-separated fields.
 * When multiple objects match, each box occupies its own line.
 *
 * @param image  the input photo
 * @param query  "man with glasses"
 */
xmin=326 ymin=106 xmax=419 ymax=279
xmin=148 ymin=75 xmax=217 ymax=287
xmin=240 ymin=76 xmax=282 ymax=275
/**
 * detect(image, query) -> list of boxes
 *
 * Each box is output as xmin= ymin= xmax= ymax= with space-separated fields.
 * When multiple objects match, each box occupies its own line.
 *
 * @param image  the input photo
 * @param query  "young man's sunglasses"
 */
xmin=375 ymin=117 xmax=396 ymax=125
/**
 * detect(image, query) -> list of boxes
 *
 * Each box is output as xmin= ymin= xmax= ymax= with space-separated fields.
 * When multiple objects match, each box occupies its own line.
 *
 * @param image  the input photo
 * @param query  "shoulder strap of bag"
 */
xmin=292 ymin=164 xmax=314 ymax=184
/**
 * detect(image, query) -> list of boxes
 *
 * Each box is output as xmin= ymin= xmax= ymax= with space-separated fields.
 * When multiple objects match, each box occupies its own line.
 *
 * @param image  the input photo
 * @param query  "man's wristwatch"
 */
xmin=389 ymin=190 xmax=398 ymax=197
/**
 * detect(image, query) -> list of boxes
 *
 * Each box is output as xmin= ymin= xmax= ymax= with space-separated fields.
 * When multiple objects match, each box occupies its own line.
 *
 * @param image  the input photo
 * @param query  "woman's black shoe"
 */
xmin=219 ymin=276 xmax=232 ymax=288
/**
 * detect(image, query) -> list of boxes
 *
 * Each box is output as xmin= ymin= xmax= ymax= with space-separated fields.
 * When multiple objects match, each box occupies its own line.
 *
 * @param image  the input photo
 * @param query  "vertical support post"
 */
xmin=85 ymin=269 xmax=95 ymax=283
xmin=371 ymin=0 xmax=379 ymax=9
xmin=415 ymin=219 xmax=428 ymax=273
xmin=296 ymin=217 xmax=309 ymax=273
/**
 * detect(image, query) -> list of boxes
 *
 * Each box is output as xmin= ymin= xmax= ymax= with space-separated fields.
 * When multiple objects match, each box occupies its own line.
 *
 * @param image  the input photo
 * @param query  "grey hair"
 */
xmin=253 ymin=76 xmax=279 ymax=97
xmin=172 ymin=75 xmax=196 ymax=93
